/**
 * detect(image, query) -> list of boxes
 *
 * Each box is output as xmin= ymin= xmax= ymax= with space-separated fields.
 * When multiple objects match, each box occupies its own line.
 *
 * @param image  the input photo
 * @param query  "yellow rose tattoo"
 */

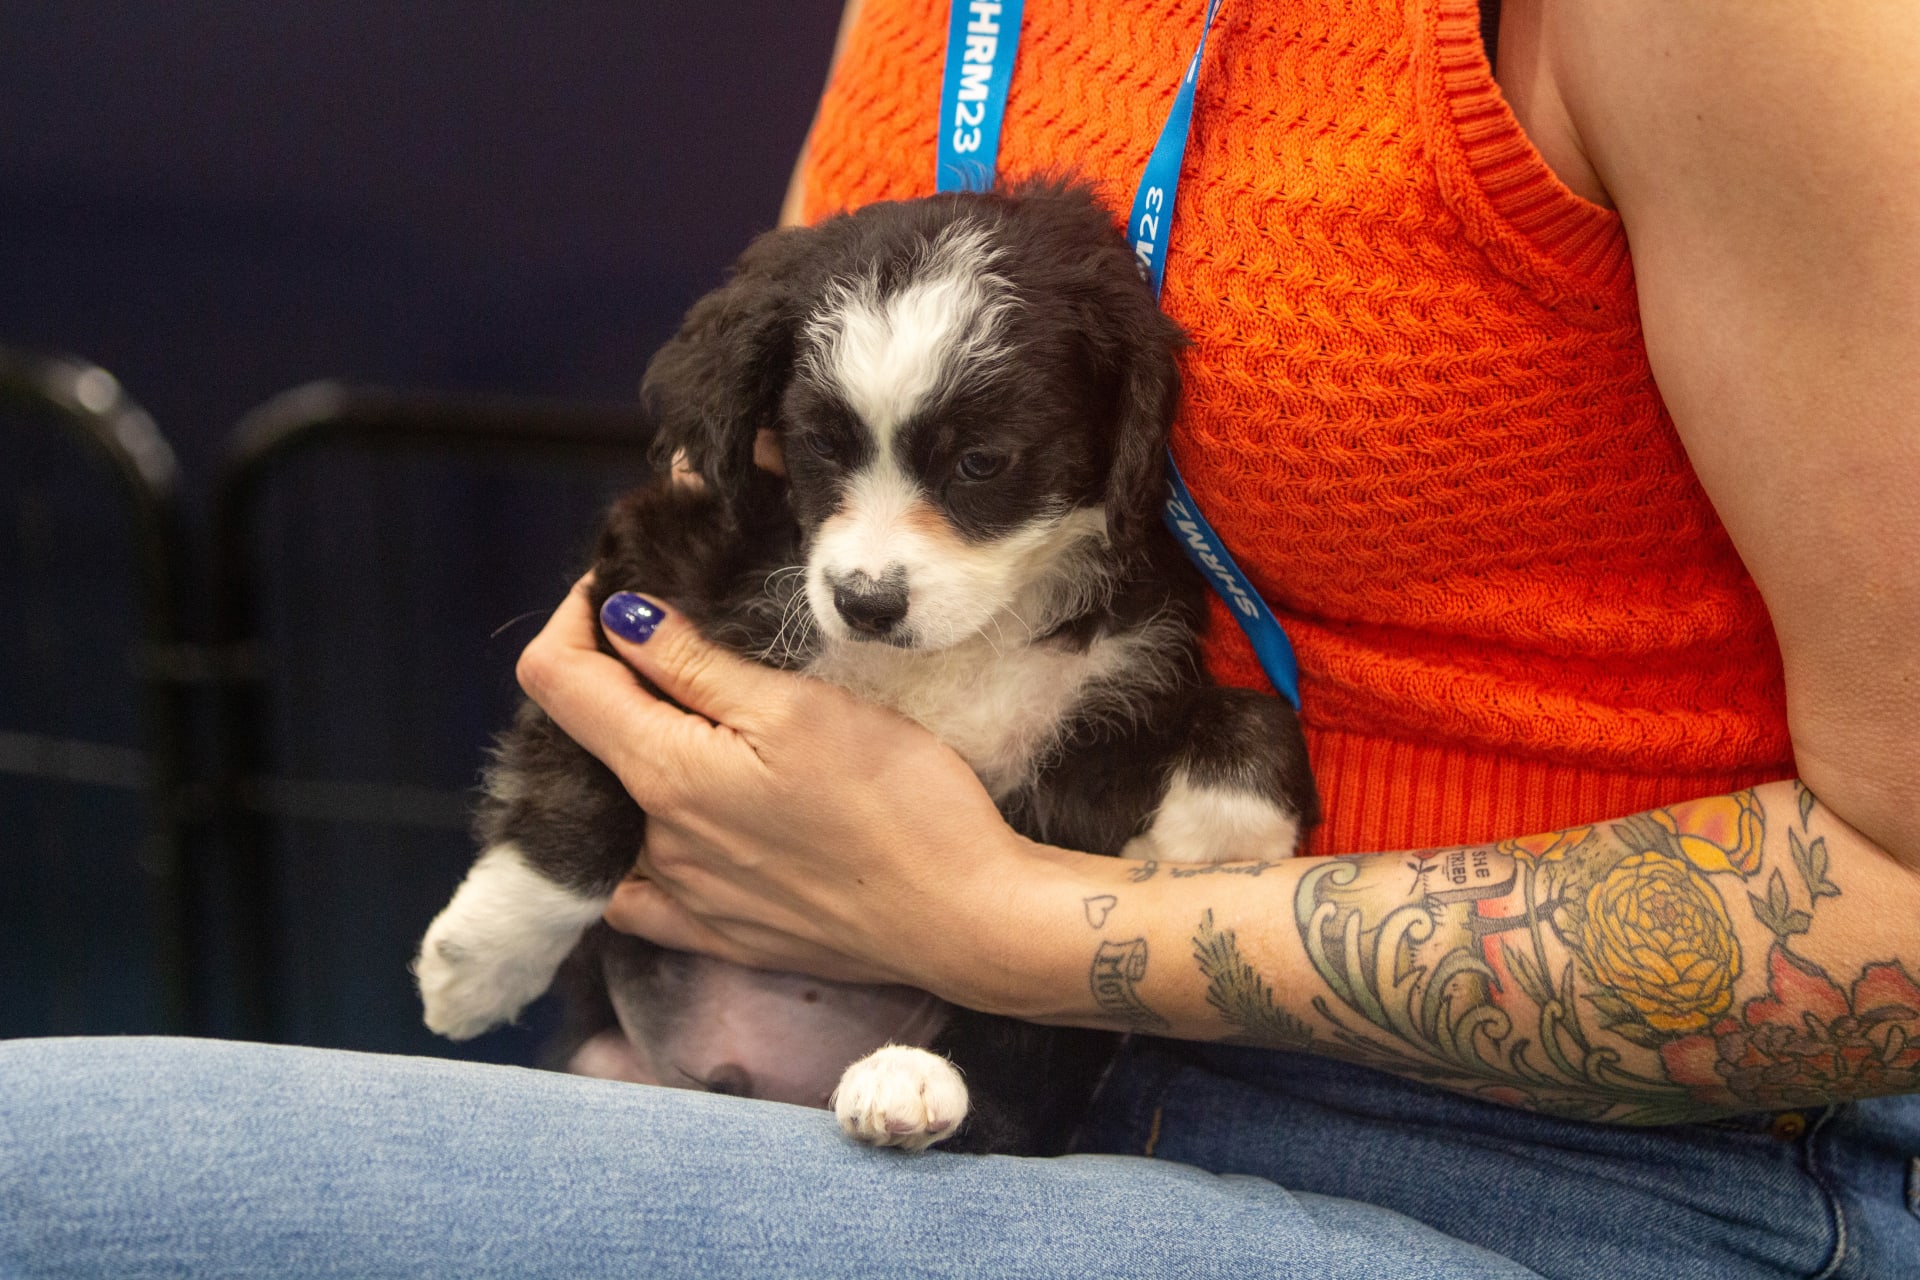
xmin=1295 ymin=805 xmax=1763 ymax=1123
xmin=1273 ymin=786 xmax=1905 ymax=1123
xmin=1572 ymin=850 xmax=1740 ymax=1041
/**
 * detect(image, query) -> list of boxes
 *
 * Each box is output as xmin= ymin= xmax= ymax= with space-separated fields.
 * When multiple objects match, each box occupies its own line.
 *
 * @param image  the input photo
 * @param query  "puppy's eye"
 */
xmin=800 ymin=432 xmax=839 ymax=463
xmin=954 ymin=450 xmax=1009 ymax=482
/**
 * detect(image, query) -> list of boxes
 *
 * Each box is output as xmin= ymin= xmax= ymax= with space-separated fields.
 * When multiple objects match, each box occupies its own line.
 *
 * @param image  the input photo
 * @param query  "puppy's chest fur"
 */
xmin=801 ymin=627 xmax=1152 ymax=801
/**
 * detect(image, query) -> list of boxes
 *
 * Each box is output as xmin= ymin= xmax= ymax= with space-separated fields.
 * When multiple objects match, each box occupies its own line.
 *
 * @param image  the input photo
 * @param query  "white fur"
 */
xmin=832 ymin=1044 xmax=970 ymax=1152
xmin=807 ymin=458 xmax=927 ymax=590
xmin=806 ymin=482 xmax=1111 ymax=651
xmin=805 ymin=610 xmax=1186 ymax=800
xmin=804 ymin=222 xmax=1012 ymax=443
xmin=1122 ymin=771 xmax=1303 ymax=864
xmin=414 ymin=843 xmax=608 ymax=1040
xmin=798 ymin=219 xmax=1063 ymax=658
xmin=791 ymin=215 xmax=1175 ymax=790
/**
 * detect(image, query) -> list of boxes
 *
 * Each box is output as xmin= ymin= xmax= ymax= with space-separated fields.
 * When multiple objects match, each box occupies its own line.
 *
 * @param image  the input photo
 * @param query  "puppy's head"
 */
xmin=645 ymin=182 xmax=1183 ymax=652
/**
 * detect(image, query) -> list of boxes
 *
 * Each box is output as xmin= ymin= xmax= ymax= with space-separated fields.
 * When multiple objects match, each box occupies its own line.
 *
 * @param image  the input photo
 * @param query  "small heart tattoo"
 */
xmin=1082 ymin=894 xmax=1118 ymax=929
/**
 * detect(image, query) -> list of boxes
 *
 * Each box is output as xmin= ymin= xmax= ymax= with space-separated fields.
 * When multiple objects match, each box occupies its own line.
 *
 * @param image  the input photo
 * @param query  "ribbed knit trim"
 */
xmin=1415 ymin=0 xmax=1636 ymax=316
xmin=1303 ymin=725 xmax=1794 ymax=857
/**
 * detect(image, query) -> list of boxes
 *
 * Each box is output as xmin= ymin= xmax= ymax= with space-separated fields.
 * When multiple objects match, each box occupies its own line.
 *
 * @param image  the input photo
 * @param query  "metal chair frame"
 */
xmin=2 ymin=349 xmax=652 ymax=1039
xmin=0 ymin=347 xmax=193 ymax=1030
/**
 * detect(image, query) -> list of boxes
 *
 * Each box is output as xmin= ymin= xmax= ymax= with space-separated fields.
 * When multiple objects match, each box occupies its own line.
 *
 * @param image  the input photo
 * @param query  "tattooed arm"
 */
xmin=974 ymin=782 xmax=1920 ymax=1123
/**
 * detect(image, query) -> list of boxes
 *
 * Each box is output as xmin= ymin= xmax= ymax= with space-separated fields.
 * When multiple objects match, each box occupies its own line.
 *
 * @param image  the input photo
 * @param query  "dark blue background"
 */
xmin=1 ymin=0 xmax=846 ymax=1062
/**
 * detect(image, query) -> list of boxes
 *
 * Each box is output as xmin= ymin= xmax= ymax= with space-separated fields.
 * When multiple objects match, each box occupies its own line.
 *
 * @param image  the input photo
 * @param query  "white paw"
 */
xmin=414 ymin=843 xmax=608 ymax=1041
xmin=415 ymin=918 xmax=550 ymax=1041
xmin=1123 ymin=771 xmax=1302 ymax=865
xmin=831 ymin=1045 xmax=969 ymax=1152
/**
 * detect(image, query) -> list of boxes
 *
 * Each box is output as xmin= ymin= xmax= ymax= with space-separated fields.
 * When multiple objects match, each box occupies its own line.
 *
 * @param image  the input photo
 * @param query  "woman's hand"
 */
xmin=513 ymin=578 xmax=1035 ymax=994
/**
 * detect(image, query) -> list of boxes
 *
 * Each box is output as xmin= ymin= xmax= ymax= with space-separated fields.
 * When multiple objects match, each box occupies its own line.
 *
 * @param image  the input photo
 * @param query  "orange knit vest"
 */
xmin=799 ymin=0 xmax=1795 ymax=855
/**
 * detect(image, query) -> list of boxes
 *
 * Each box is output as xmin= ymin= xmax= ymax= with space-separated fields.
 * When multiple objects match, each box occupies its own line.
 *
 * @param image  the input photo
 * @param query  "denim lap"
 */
xmin=1 ymin=1037 xmax=1534 ymax=1280
xmin=5 ymin=1036 xmax=1915 ymax=1278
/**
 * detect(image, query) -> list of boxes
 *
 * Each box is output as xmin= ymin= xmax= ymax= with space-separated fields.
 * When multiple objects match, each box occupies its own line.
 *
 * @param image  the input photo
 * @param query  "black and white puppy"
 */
xmin=415 ymin=183 xmax=1317 ymax=1155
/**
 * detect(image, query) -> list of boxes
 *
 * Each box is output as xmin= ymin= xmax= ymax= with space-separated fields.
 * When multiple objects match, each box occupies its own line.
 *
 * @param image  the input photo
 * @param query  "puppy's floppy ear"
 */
xmin=1011 ymin=179 xmax=1188 ymax=551
xmin=641 ymin=225 xmax=813 ymax=500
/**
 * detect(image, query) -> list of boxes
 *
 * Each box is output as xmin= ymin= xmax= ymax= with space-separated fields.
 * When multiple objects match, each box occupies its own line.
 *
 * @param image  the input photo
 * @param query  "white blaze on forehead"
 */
xmin=803 ymin=222 xmax=1012 ymax=443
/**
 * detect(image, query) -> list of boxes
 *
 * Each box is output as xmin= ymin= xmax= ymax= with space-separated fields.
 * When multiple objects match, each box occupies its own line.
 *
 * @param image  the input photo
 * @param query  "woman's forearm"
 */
xmin=967 ymin=780 xmax=1920 ymax=1123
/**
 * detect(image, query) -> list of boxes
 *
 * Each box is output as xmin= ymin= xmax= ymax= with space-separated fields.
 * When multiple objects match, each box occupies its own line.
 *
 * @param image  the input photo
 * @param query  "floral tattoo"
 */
xmin=1284 ymin=785 xmax=1920 ymax=1121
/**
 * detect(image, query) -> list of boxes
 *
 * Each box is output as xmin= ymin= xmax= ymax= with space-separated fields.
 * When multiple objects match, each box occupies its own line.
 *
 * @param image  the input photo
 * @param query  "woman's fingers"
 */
xmin=669 ymin=432 xmax=784 ymax=484
xmin=605 ymin=876 xmax=748 ymax=961
xmin=606 ymin=872 xmax=896 ymax=985
xmin=513 ymin=576 xmax=1001 ymax=988
xmin=751 ymin=428 xmax=786 ymax=475
xmin=516 ymin=580 xmax=829 ymax=819
xmin=598 ymin=591 xmax=815 ymax=751
xmin=515 ymin=579 xmax=735 ymax=814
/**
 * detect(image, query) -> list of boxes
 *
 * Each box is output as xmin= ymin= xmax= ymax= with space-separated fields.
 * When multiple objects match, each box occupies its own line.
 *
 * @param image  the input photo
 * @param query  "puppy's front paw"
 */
xmin=831 ymin=1045 xmax=969 ymax=1152
xmin=414 ymin=919 xmax=547 ymax=1042
xmin=414 ymin=843 xmax=607 ymax=1041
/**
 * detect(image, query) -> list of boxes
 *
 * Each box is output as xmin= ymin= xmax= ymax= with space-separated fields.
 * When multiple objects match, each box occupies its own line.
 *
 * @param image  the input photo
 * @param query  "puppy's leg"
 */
xmin=1121 ymin=687 xmax=1318 ymax=866
xmin=831 ymin=1045 xmax=970 ymax=1153
xmin=417 ymin=700 xmax=645 ymax=1041
xmin=415 ymin=843 xmax=610 ymax=1040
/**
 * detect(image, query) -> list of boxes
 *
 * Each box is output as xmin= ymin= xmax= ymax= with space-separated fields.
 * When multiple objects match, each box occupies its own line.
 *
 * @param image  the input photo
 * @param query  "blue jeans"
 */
xmin=1081 ymin=1042 xmax=1920 ymax=1279
xmin=2 ymin=1037 xmax=1914 ymax=1279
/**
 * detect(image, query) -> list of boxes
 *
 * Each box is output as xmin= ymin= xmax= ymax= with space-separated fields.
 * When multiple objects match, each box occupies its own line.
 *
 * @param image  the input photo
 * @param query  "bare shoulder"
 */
xmin=1540 ymin=0 xmax=1920 ymax=864
xmin=1545 ymin=1 xmax=1919 ymax=233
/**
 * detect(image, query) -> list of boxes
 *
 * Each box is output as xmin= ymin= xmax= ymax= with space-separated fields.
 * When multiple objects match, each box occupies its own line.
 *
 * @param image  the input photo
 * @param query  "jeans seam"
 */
xmin=1070 ymin=1036 xmax=1181 ymax=1158
xmin=1802 ymin=1105 xmax=1849 ymax=1280
xmin=1133 ymin=1042 xmax=1177 ymax=1157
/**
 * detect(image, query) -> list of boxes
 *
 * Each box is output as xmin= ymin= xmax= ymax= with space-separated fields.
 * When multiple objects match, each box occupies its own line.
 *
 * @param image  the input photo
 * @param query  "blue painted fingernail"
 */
xmin=601 ymin=592 xmax=664 ymax=644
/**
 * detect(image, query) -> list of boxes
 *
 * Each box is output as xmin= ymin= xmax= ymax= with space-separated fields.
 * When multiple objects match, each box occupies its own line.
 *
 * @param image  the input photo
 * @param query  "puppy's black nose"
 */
xmin=833 ymin=576 xmax=909 ymax=636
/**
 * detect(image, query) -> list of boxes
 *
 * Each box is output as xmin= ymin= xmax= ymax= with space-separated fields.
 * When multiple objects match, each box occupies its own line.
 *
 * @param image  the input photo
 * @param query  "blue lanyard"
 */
xmin=937 ymin=0 xmax=1027 ymax=192
xmin=934 ymin=0 xmax=1303 ymax=710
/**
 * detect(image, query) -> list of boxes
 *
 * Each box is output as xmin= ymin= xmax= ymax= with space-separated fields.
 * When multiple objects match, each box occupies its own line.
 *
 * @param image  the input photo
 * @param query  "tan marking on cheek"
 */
xmin=900 ymin=499 xmax=967 ymax=553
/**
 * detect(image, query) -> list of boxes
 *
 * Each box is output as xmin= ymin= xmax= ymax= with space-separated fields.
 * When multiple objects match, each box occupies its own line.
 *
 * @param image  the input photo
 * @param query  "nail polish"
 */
xmin=601 ymin=592 xmax=664 ymax=644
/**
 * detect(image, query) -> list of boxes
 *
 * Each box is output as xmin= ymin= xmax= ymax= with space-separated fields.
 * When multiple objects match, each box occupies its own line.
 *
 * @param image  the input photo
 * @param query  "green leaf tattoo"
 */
xmin=1192 ymin=910 xmax=1312 ymax=1050
xmin=1749 ymin=868 xmax=1814 ymax=938
xmin=1789 ymin=829 xmax=1841 ymax=901
xmin=1198 ymin=784 xmax=1917 ymax=1119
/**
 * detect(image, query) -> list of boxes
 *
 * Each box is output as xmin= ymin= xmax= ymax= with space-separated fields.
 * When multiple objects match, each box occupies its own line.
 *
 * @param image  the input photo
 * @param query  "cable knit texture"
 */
xmin=800 ymin=0 xmax=1794 ymax=855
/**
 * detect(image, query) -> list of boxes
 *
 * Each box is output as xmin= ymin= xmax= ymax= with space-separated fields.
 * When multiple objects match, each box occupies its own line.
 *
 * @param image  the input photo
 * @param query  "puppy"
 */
xmin=415 ymin=183 xmax=1317 ymax=1154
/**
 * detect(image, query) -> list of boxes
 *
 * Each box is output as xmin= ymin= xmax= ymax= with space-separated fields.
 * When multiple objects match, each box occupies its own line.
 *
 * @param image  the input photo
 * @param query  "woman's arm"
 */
xmin=978 ymin=5 xmax=1920 ymax=1119
xmin=778 ymin=0 xmax=863 ymax=227
xmin=953 ymin=783 xmax=1920 ymax=1123
xmin=525 ymin=0 xmax=1919 ymax=1123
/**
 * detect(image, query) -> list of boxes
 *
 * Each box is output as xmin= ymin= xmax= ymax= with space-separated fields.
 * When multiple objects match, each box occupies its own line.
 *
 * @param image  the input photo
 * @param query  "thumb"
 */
xmin=599 ymin=592 xmax=806 ymax=739
xmin=605 ymin=875 xmax=751 ymax=964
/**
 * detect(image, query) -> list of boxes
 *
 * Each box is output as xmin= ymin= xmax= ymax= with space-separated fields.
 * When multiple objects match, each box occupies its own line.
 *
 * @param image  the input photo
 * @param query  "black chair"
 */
xmin=206 ymin=382 xmax=653 ymax=1061
xmin=0 ymin=347 xmax=191 ymax=1036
